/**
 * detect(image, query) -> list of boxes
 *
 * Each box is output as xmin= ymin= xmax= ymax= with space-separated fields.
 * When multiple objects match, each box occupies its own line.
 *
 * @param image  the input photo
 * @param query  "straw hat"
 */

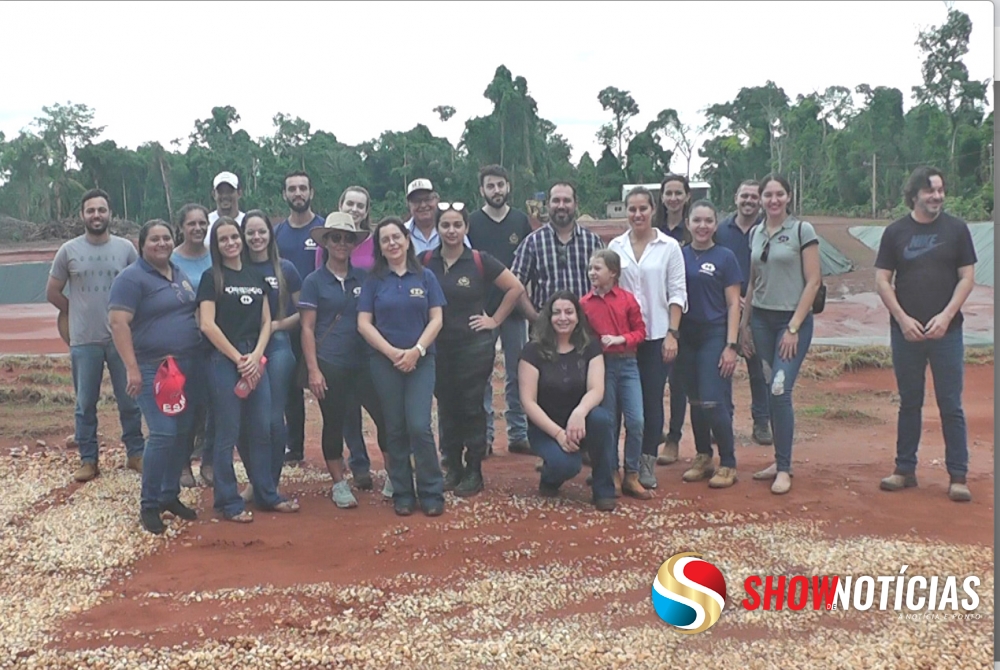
xmin=309 ymin=212 xmax=370 ymax=245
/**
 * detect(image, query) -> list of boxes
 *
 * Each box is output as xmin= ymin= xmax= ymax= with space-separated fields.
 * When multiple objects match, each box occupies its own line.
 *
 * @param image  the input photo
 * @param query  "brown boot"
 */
xmin=126 ymin=455 xmax=143 ymax=474
xmin=613 ymin=471 xmax=622 ymax=498
xmin=73 ymin=461 xmax=99 ymax=483
xmin=682 ymin=454 xmax=715 ymax=482
xmin=622 ymin=472 xmax=653 ymax=499
xmin=657 ymin=440 xmax=679 ymax=465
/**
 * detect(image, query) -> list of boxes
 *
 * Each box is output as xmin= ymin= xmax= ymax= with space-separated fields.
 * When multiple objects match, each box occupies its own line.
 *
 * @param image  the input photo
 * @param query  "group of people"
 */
xmin=47 ymin=163 xmax=978 ymax=534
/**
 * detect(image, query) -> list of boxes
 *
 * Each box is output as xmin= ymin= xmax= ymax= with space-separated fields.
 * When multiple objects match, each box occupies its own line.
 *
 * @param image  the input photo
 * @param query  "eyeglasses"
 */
xmin=437 ymin=202 xmax=466 ymax=212
xmin=324 ymin=232 xmax=355 ymax=244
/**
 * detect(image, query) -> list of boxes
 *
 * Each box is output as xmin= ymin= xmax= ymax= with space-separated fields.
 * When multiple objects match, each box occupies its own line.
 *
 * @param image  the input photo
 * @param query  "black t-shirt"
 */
xmin=196 ymin=265 xmax=272 ymax=344
xmin=424 ymin=248 xmax=505 ymax=344
xmin=468 ymin=207 xmax=533 ymax=314
xmin=520 ymin=339 xmax=602 ymax=428
xmin=874 ymin=212 xmax=978 ymax=331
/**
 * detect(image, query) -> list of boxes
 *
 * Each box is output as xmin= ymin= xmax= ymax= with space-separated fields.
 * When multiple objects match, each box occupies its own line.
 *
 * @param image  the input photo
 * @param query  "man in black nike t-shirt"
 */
xmin=874 ymin=166 xmax=977 ymax=503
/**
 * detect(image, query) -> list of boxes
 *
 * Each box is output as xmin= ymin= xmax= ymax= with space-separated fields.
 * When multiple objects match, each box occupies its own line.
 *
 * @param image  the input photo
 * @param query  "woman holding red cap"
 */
xmin=109 ymin=219 xmax=203 ymax=534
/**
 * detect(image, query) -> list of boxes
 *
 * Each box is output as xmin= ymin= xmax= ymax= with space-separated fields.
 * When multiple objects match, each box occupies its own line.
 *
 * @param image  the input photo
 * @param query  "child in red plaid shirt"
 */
xmin=580 ymin=250 xmax=652 ymax=499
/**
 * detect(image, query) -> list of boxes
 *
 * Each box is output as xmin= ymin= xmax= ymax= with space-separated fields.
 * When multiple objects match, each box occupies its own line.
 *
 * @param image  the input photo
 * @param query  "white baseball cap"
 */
xmin=213 ymin=171 xmax=240 ymax=190
xmin=406 ymin=178 xmax=434 ymax=198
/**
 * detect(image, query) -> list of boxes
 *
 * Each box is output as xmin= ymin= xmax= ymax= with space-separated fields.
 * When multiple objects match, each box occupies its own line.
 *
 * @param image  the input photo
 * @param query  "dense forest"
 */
xmin=0 ymin=9 xmax=992 ymax=237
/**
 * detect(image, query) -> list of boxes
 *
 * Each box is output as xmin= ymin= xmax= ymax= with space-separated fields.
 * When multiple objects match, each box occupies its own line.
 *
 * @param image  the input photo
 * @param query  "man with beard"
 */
xmin=511 ymin=182 xmax=604 ymax=323
xmin=876 ymin=167 xmax=977 ymax=502
xmin=47 ymin=189 xmax=145 ymax=482
xmin=205 ymin=171 xmax=245 ymax=245
xmin=715 ymin=179 xmax=772 ymax=446
xmin=467 ymin=165 xmax=533 ymax=455
xmin=404 ymin=178 xmax=470 ymax=254
xmin=274 ymin=171 xmax=325 ymax=464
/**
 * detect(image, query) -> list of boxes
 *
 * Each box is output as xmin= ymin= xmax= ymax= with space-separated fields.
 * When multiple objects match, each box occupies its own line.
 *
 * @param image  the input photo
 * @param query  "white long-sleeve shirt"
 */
xmin=608 ymin=229 xmax=687 ymax=340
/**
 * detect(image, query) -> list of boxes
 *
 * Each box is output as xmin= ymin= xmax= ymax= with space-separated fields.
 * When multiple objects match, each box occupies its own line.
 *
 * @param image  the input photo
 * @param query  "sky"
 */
xmin=0 ymin=1 xmax=994 ymax=181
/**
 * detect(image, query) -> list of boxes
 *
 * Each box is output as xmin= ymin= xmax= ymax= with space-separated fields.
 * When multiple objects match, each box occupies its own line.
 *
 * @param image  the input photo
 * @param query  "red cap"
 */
xmin=154 ymin=356 xmax=187 ymax=416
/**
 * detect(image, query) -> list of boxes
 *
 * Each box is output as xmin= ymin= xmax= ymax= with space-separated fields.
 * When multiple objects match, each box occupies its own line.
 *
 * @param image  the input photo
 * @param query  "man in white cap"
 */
xmin=205 ymin=171 xmax=245 ymax=247
xmin=404 ymin=178 xmax=470 ymax=254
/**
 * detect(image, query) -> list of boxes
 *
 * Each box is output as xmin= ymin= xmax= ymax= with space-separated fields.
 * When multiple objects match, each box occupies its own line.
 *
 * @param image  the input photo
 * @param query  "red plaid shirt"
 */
xmin=580 ymin=286 xmax=646 ymax=354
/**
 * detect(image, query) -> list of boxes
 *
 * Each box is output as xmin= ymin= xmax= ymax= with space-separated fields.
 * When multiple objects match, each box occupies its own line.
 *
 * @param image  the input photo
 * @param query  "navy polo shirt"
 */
xmin=358 ymin=266 xmax=447 ymax=354
xmin=682 ymin=245 xmax=742 ymax=325
xmin=274 ymin=215 xmax=325 ymax=281
xmin=659 ymin=221 xmax=688 ymax=245
xmin=252 ymin=258 xmax=302 ymax=319
xmin=715 ymin=214 xmax=762 ymax=296
xmin=298 ymin=265 xmax=369 ymax=369
xmin=108 ymin=257 xmax=202 ymax=362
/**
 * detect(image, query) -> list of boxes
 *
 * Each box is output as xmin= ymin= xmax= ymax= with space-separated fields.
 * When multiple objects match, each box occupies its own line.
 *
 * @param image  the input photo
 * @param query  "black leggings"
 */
xmin=434 ymin=335 xmax=495 ymax=470
xmin=317 ymin=358 xmax=387 ymax=462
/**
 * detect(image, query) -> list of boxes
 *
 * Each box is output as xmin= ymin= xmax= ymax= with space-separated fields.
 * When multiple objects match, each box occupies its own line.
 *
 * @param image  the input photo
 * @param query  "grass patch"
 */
xmin=821 ymin=408 xmax=878 ymax=423
xmin=803 ymin=345 xmax=993 ymax=378
xmin=965 ymin=347 xmax=994 ymax=365
xmin=0 ymin=385 xmax=115 ymax=406
xmin=799 ymin=405 xmax=829 ymax=417
xmin=0 ymin=355 xmax=70 ymax=372
xmin=17 ymin=371 xmax=73 ymax=386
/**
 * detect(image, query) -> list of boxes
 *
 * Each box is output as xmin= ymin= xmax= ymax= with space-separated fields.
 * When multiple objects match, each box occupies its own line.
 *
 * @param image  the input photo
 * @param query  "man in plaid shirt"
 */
xmin=511 ymin=182 xmax=605 ymax=322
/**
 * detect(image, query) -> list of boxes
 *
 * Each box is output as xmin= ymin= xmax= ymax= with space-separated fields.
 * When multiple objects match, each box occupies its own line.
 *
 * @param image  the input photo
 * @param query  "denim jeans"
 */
xmin=484 ymin=317 xmax=528 ymax=446
xmin=210 ymin=346 xmax=284 ymax=517
xmin=890 ymin=324 xmax=968 ymax=478
xmin=742 ymin=350 xmax=771 ymax=426
xmin=345 ymin=402 xmax=369 ymax=475
xmin=666 ymin=364 xmax=687 ymax=444
xmin=369 ymin=353 xmax=443 ymax=506
xmin=528 ymin=406 xmax=616 ymax=501
xmin=285 ymin=325 xmax=307 ymax=458
xmin=677 ymin=322 xmax=736 ymax=468
xmin=601 ymin=355 xmax=644 ymax=473
xmin=70 ymin=342 xmax=145 ymax=463
xmin=750 ymin=309 xmax=814 ymax=473
xmin=317 ymin=358 xmax=387 ymax=462
xmin=182 ymin=350 xmax=213 ymax=463
xmin=638 ymin=339 xmax=672 ymax=456
xmin=263 ymin=331 xmax=296 ymax=483
xmin=436 ymin=335 xmax=495 ymax=470
xmin=134 ymin=355 xmax=199 ymax=512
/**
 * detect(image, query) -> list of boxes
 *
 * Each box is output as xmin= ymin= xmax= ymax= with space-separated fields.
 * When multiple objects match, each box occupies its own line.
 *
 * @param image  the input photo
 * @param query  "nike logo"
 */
xmin=902 ymin=234 xmax=940 ymax=261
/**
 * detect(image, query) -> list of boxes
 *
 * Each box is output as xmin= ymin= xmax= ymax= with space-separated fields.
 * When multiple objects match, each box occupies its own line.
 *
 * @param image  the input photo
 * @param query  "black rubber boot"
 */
xmin=455 ymin=466 xmax=484 ymax=497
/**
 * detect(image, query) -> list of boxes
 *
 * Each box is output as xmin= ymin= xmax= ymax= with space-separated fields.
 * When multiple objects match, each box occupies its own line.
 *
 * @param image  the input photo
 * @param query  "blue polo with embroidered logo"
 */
xmin=298 ymin=265 xmax=369 ymax=368
xmin=357 ymin=266 xmax=447 ymax=354
xmin=108 ymin=257 xmax=202 ymax=362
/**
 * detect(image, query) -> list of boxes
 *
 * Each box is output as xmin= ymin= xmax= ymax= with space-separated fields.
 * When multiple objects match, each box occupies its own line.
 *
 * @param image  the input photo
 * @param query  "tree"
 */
xmin=659 ymin=110 xmax=700 ymax=177
xmin=433 ymin=106 xmax=456 ymax=123
xmin=913 ymin=8 xmax=991 ymax=174
xmin=596 ymin=86 xmax=639 ymax=166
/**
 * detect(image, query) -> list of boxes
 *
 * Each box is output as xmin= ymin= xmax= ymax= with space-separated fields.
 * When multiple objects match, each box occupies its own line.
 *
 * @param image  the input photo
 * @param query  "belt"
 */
xmin=604 ymin=351 xmax=636 ymax=359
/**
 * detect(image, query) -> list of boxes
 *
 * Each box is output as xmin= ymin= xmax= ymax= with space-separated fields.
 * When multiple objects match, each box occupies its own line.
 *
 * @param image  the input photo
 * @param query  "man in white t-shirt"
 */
xmin=205 ymin=171 xmax=246 ymax=247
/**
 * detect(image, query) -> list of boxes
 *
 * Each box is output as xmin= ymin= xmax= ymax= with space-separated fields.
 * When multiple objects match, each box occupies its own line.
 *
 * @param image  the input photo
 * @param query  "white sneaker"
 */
xmin=382 ymin=477 xmax=394 ymax=499
xmin=331 ymin=480 xmax=358 ymax=509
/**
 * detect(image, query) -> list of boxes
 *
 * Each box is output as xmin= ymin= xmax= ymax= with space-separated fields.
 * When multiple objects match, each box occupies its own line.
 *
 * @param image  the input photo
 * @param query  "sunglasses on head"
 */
xmin=437 ymin=202 xmax=466 ymax=212
xmin=760 ymin=237 xmax=771 ymax=263
xmin=324 ymin=232 xmax=355 ymax=244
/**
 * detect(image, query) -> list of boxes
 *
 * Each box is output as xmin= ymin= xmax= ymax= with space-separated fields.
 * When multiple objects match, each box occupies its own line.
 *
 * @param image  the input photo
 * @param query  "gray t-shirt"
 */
xmin=749 ymin=216 xmax=819 ymax=311
xmin=50 ymin=235 xmax=138 ymax=346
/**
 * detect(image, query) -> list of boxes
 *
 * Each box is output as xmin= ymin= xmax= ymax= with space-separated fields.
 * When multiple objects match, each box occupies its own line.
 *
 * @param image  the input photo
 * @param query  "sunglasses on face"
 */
xmin=437 ymin=202 xmax=466 ymax=212
xmin=324 ymin=232 xmax=355 ymax=244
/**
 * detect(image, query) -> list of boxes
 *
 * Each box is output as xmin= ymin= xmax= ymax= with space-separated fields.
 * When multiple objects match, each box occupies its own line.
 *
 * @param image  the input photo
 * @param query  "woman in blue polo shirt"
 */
xmin=197 ymin=218 xmax=300 ymax=522
xmin=422 ymin=202 xmax=525 ymax=497
xmin=244 ymin=210 xmax=302 ymax=497
xmin=358 ymin=217 xmax=447 ymax=517
xmin=109 ymin=220 xmax=202 ymax=534
xmin=674 ymin=201 xmax=742 ymax=489
xmin=301 ymin=213 xmax=389 ymax=509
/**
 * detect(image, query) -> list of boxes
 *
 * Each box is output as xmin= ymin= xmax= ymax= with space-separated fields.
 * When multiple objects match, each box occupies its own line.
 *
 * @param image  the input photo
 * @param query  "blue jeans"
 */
xmin=210 ymin=346 xmax=284 ymax=517
xmin=369 ymin=353 xmax=443 ymax=506
xmin=285 ymin=326 xmax=307 ymax=458
xmin=70 ymin=342 xmax=145 ymax=463
xmin=890 ymin=324 xmax=968 ymax=478
xmin=638 ymin=339 xmax=672 ymax=456
xmin=750 ymin=309 xmax=814 ymax=473
xmin=264 ymin=331 xmax=296 ymax=483
xmin=485 ymin=317 xmax=528 ymax=446
xmin=602 ymin=355 xmax=644 ymax=473
xmin=345 ymin=402 xmax=369 ymax=475
xmin=528 ymin=406 xmax=616 ymax=501
xmin=743 ymin=350 xmax=771 ymax=426
xmin=134 ymin=355 xmax=199 ymax=512
xmin=677 ymin=322 xmax=735 ymax=468
xmin=666 ymin=364 xmax=687 ymax=443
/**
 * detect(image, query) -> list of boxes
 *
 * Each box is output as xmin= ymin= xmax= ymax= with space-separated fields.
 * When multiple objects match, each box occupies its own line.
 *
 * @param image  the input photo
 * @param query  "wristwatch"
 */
xmin=727 ymin=342 xmax=738 ymax=350
xmin=415 ymin=343 xmax=427 ymax=357
xmin=788 ymin=324 xmax=799 ymax=335
xmin=668 ymin=328 xmax=680 ymax=339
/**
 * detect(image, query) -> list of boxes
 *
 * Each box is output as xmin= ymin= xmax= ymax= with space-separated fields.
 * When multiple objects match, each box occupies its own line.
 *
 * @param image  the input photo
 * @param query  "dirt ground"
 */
xmin=0 ymin=351 xmax=993 ymax=668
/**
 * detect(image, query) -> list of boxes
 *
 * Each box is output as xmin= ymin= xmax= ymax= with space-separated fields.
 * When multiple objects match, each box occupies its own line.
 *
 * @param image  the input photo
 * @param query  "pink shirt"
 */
xmin=313 ymin=235 xmax=375 ymax=272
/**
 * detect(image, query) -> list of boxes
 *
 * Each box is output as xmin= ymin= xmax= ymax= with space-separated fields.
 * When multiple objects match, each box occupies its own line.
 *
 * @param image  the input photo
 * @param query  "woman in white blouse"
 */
xmin=608 ymin=187 xmax=687 ymax=491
